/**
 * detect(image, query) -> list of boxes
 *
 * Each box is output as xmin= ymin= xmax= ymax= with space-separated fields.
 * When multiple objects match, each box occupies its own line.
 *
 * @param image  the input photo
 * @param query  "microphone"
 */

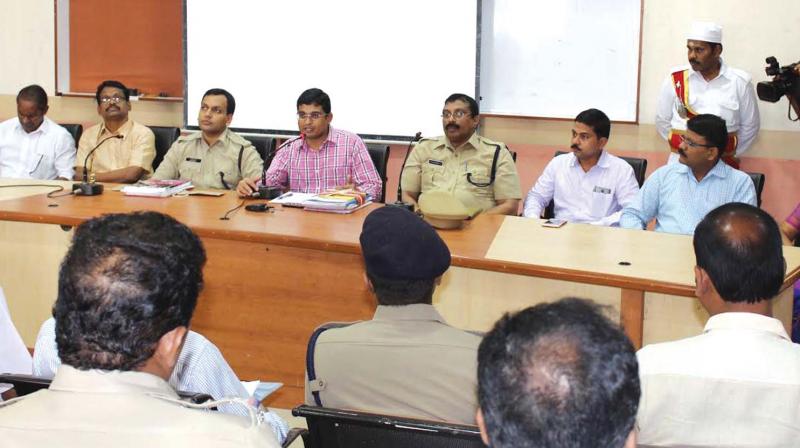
xmin=388 ymin=131 xmax=422 ymax=211
xmin=72 ymin=134 xmax=124 ymax=196
xmin=254 ymin=133 xmax=304 ymax=199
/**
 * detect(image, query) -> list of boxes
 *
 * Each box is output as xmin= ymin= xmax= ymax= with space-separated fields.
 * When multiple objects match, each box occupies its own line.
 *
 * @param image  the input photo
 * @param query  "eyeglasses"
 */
xmin=679 ymin=135 xmax=713 ymax=148
xmin=441 ymin=110 xmax=471 ymax=120
xmin=297 ymin=112 xmax=328 ymax=121
xmin=99 ymin=96 xmax=126 ymax=104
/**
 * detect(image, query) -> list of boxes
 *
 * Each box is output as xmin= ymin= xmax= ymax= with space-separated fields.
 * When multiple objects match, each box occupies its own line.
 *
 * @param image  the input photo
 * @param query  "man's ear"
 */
xmin=156 ymin=326 xmax=187 ymax=368
xmin=363 ymin=272 xmax=374 ymax=293
xmin=694 ymin=265 xmax=710 ymax=297
xmin=623 ymin=428 xmax=637 ymax=448
xmin=476 ymin=408 xmax=490 ymax=446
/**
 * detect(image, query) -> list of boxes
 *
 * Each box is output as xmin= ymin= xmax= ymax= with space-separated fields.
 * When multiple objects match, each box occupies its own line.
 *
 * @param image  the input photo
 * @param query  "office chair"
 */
xmin=542 ymin=150 xmax=647 ymax=219
xmin=366 ymin=143 xmax=391 ymax=203
xmin=745 ymin=171 xmax=765 ymax=208
xmin=245 ymin=135 xmax=277 ymax=168
xmin=292 ymin=404 xmax=484 ymax=448
xmin=147 ymin=126 xmax=181 ymax=170
xmin=59 ymin=123 xmax=83 ymax=146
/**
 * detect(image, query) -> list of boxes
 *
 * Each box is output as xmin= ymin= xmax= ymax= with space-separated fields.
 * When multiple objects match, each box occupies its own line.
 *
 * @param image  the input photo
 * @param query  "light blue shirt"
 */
xmin=620 ymin=160 xmax=756 ymax=234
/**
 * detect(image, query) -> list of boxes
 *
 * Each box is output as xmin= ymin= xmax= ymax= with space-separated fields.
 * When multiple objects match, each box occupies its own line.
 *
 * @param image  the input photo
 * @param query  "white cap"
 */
xmin=687 ymin=21 xmax=722 ymax=44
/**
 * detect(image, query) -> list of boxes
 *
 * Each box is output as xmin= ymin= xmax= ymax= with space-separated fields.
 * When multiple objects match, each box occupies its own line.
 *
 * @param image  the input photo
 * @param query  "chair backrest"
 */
xmin=745 ymin=171 xmax=765 ymax=208
xmin=366 ymin=143 xmax=390 ymax=203
xmin=59 ymin=123 xmax=83 ymax=146
xmin=245 ymin=135 xmax=277 ymax=168
xmin=542 ymin=151 xmax=648 ymax=219
xmin=292 ymin=404 xmax=485 ymax=448
xmin=0 ymin=373 xmax=214 ymax=405
xmin=147 ymin=126 xmax=181 ymax=170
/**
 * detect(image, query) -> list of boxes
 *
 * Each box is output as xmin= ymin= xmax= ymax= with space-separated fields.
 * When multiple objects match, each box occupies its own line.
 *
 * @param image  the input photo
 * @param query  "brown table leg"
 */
xmin=620 ymin=289 xmax=644 ymax=349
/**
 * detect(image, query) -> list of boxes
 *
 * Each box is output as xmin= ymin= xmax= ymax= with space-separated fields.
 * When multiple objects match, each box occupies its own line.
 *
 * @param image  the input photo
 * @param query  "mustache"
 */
xmin=571 ymin=144 xmax=580 ymax=151
xmin=689 ymin=59 xmax=698 ymax=64
xmin=678 ymin=149 xmax=687 ymax=157
xmin=446 ymin=124 xmax=460 ymax=130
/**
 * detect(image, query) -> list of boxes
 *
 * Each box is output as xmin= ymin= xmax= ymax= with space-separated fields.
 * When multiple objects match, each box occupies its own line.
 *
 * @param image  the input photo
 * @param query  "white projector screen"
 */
xmin=186 ymin=1 xmax=478 ymax=140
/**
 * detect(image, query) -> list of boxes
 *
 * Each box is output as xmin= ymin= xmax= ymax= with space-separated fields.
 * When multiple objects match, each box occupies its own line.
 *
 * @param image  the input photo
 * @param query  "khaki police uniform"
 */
xmin=0 ymin=365 xmax=280 ymax=448
xmin=401 ymin=133 xmax=521 ymax=213
xmin=151 ymin=128 xmax=262 ymax=189
xmin=305 ymin=304 xmax=481 ymax=425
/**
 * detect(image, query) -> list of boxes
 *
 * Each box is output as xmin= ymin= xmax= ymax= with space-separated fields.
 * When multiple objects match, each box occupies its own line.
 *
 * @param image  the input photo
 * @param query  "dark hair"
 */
xmin=203 ymin=88 xmax=236 ymax=115
xmin=694 ymin=202 xmax=784 ymax=303
xmin=575 ymin=108 xmax=611 ymax=139
xmin=17 ymin=84 xmax=48 ymax=111
xmin=95 ymin=80 xmax=130 ymax=104
xmin=297 ymin=88 xmax=331 ymax=114
xmin=54 ymin=211 xmax=206 ymax=371
xmin=366 ymin=273 xmax=436 ymax=306
xmin=687 ymin=114 xmax=727 ymax=161
xmin=478 ymin=298 xmax=639 ymax=448
xmin=445 ymin=93 xmax=479 ymax=116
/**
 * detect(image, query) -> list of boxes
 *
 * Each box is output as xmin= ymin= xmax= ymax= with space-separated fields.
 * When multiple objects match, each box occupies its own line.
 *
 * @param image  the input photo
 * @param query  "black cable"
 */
xmin=220 ymin=199 xmax=245 ymax=220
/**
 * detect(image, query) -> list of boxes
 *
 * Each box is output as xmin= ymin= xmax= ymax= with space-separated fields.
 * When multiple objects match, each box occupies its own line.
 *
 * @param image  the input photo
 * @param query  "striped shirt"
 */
xmin=32 ymin=318 xmax=289 ymax=443
xmin=263 ymin=127 xmax=382 ymax=200
xmin=620 ymin=160 xmax=756 ymax=234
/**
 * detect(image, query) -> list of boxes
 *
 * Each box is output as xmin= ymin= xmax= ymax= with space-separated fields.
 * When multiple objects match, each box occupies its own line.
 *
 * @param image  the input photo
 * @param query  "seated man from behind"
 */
xmin=0 ymin=211 xmax=279 ymax=447
xmin=637 ymin=202 xmax=800 ymax=447
xmin=75 ymin=80 xmax=155 ymax=183
xmin=523 ymin=108 xmax=639 ymax=225
xmin=400 ymin=93 xmax=521 ymax=215
xmin=151 ymin=88 xmax=262 ymax=189
xmin=305 ymin=206 xmax=481 ymax=424
xmin=0 ymin=84 xmax=75 ymax=180
xmin=620 ymin=114 xmax=755 ymax=234
xmin=477 ymin=298 xmax=639 ymax=448
xmin=237 ymin=88 xmax=382 ymax=199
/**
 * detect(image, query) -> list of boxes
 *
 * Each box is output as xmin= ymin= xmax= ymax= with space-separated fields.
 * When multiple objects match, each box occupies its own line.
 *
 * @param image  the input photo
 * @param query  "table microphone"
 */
xmin=388 ymin=131 xmax=422 ymax=211
xmin=72 ymin=134 xmax=123 ymax=196
xmin=254 ymin=133 xmax=304 ymax=199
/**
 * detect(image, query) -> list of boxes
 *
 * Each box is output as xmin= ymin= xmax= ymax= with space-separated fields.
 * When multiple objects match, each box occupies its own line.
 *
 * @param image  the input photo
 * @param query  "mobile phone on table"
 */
xmin=541 ymin=218 xmax=567 ymax=228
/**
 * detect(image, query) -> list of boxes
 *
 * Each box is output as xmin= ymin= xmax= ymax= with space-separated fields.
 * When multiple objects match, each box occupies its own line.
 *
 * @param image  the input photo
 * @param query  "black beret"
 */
xmin=360 ymin=206 xmax=451 ymax=280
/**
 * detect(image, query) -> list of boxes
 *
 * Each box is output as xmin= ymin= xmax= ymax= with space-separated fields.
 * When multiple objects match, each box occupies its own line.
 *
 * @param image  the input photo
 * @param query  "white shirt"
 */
xmin=0 ymin=116 xmax=75 ymax=180
xmin=522 ymin=150 xmax=639 ymax=226
xmin=0 ymin=286 xmax=31 ymax=377
xmin=32 ymin=318 xmax=289 ymax=443
xmin=655 ymin=60 xmax=760 ymax=157
xmin=637 ymin=312 xmax=800 ymax=448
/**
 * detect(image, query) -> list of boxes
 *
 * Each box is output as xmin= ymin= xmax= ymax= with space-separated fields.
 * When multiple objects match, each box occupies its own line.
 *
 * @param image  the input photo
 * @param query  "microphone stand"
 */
xmin=254 ymin=134 xmax=303 ymax=199
xmin=72 ymin=134 xmax=124 ymax=196
xmin=388 ymin=131 xmax=422 ymax=211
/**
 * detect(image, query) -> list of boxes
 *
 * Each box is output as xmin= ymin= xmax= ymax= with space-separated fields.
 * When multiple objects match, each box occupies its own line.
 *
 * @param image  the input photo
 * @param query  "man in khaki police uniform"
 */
xmin=0 ymin=211 xmax=280 ymax=448
xmin=75 ymin=80 xmax=155 ymax=183
xmin=401 ymin=93 xmax=521 ymax=215
xmin=305 ymin=206 xmax=481 ymax=424
xmin=151 ymin=88 xmax=262 ymax=189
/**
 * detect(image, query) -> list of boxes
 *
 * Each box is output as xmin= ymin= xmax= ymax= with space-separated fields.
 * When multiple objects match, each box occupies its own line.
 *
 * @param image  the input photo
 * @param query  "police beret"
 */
xmin=360 ymin=206 xmax=451 ymax=280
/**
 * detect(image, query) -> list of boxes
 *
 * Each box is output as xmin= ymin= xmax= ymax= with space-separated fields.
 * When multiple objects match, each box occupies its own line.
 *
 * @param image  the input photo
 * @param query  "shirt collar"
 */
xmin=688 ymin=58 xmax=729 ymax=82
xmin=373 ymin=304 xmax=446 ymax=323
xmin=301 ymin=126 xmax=336 ymax=151
xmin=567 ymin=149 xmax=609 ymax=169
xmin=50 ymin=364 xmax=178 ymax=398
xmin=676 ymin=159 xmax=728 ymax=180
xmin=100 ymin=118 xmax=133 ymax=138
xmin=703 ymin=312 xmax=790 ymax=341
xmin=445 ymin=131 xmax=480 ymax=152
xmin=13 ymin=116 xmax=49 ymax=135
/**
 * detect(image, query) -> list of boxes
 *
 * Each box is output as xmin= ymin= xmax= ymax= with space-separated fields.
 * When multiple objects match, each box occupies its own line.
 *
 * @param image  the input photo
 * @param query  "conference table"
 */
xmin=1 ymin=180 xmax=798 ymax=408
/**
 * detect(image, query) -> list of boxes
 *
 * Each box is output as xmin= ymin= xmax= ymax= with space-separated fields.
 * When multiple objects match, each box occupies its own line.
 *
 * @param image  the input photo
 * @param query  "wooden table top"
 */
xmin=1 ymin=180 xmax=798 ymax=298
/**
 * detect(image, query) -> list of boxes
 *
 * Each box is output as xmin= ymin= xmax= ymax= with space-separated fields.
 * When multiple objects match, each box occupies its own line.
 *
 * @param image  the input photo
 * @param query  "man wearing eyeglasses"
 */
xmin=620 ymin=114 xmax=755 ymax=235
xmin=74 ymin=80 xmax=155 ymax=183
xmin=151 ymin=88 xmax=262 ymax=189
xmin=400 ymin=93 xmax=521 ymax=215
xmin=236 ymin=88 xmax=381 ymax=199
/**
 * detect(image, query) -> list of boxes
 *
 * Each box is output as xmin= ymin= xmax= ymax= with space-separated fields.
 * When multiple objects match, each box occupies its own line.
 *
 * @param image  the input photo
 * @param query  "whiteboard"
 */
xmin=186 ymin=0 xmax=478 ymax=140
xmin=479 ymin=0 xmax=642 ymax=122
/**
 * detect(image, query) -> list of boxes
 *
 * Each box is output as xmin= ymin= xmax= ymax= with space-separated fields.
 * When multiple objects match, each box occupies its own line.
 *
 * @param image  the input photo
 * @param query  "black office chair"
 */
xmin=745 ymin=171 xmax=765 ymax=208
xmin=245 ymin=135 xmax=277 ymax=168
xmin=366 ymin=143 xmax=390 ymax=203
xmin=59 ymin=123 xmax=83 ymax=146
xmin=147 ymin=126 xmax=181 ymax=170
xmin=542 ymin=151 xmax=647 ymax=219
xmin=0 ymin=373 xmax=213 ymax=405
xmin=292 ymin=404 xmax=484 ymax=448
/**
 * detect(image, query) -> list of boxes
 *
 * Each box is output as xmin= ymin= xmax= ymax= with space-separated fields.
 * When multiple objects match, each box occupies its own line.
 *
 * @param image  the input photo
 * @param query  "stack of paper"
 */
xmin=121 ymin=179 xmax=193 ymax=198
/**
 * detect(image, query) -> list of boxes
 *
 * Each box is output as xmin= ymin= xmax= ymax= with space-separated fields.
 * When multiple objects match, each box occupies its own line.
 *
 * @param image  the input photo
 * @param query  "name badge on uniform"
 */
xmin=427 ymin=159 xmax=443 ymax=166
xmin=186 ymin=157 xmax=202 ymax=163
xmin=593 ymin=186 xmax=611 ymax=194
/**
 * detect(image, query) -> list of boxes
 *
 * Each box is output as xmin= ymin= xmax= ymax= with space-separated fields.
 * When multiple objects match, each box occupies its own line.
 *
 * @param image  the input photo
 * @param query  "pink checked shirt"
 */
xmin=263 ymin=127 xmax=382 ymax=200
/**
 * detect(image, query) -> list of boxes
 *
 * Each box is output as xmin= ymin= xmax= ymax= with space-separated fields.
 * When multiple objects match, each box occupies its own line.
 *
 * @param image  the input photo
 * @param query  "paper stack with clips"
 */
xmin=302 ymin=188 xmax=371 ymax=214
xmin=121 ymin=179 xmax=193 ymax=198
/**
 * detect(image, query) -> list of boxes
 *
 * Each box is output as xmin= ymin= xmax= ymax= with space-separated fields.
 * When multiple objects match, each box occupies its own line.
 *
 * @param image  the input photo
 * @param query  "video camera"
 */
xmin=757 ymin=57 xmax=800 ymax=119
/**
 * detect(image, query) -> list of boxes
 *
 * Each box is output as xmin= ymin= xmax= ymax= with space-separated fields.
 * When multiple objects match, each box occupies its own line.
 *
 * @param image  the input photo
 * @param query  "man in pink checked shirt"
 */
xmin=236 ymin=88 xmax=382 ymax=200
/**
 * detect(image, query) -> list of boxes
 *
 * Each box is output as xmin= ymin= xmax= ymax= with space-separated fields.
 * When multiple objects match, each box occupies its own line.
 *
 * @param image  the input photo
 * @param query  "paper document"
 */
xmin=241 ymin=381 xmax=283 ymax=402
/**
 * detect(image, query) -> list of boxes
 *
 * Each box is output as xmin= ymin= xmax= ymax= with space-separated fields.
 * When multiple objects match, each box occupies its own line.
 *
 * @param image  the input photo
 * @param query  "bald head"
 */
xmin=694 ymin=203 xmax=785 ymax=303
